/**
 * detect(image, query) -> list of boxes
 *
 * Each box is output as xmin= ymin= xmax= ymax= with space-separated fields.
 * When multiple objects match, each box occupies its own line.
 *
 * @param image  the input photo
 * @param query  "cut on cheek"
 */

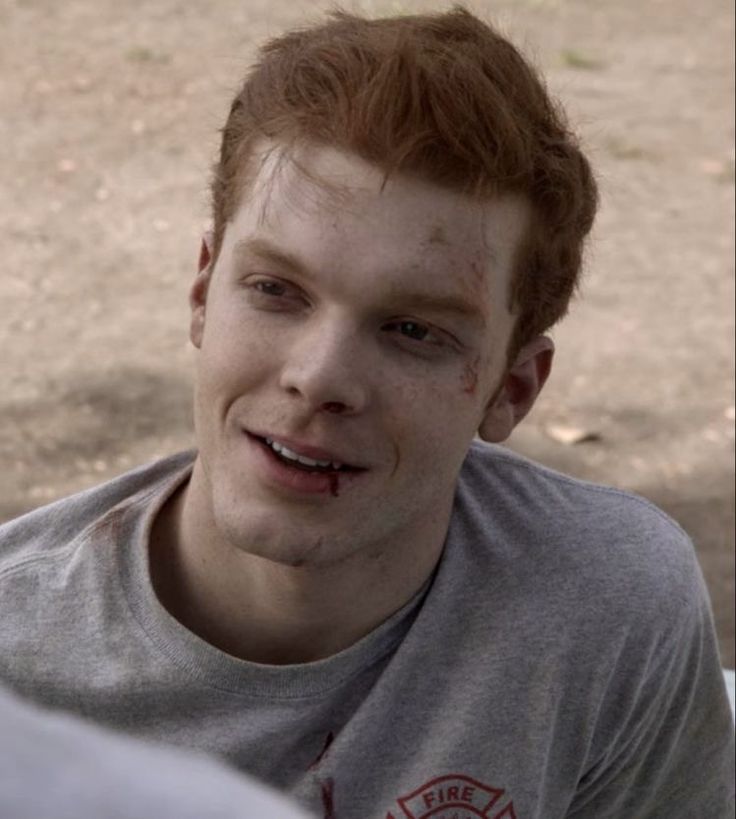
xmin=460 ymin=355 xmax=481 ymax=395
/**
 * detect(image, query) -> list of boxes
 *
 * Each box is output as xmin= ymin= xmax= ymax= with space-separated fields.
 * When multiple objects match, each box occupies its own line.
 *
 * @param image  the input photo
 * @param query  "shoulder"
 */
xmin=460 ymin=439 xmax=686 ymax=532
xmin=455 ymin=441 xmax=702 ymax=621
xmin=0 ymin=451 xmax=195 ymax=577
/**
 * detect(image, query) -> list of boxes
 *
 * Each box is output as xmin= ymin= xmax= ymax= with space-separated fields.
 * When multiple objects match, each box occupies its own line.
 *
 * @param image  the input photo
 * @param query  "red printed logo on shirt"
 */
xmin=386 ymin=773 xmax=516 ymax=819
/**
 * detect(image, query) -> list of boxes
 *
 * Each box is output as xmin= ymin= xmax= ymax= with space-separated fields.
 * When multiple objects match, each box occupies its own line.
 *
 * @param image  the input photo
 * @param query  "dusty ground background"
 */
xmin=1 ymin=0 xmax=734 ymax=665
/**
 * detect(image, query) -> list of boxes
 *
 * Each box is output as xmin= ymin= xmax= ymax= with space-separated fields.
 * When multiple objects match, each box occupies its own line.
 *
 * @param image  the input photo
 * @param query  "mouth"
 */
xmin=244 ymin=431 xmax=367 ymax=497
xmin=255 ymin=435 xmax=363 ymax=474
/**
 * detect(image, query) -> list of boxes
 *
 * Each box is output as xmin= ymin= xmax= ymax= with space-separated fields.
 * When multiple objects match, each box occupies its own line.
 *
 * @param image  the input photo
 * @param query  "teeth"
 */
xmin=265 ymin=438 xmax=341 ymax=469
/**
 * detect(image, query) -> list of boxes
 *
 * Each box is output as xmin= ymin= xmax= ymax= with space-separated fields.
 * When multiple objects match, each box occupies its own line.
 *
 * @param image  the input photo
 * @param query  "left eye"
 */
xmin=384 ymin=319 xmax=443 ymax=346
xmin=397 ymin=321 xmax=430 ymax=341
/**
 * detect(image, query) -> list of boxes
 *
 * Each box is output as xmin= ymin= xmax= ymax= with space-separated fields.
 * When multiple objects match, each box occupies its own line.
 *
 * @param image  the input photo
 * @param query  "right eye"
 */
xmin=251 ymin=279 xmax=288 ymax=297
xmin=244 ymin=276 xmax=309 ymax=312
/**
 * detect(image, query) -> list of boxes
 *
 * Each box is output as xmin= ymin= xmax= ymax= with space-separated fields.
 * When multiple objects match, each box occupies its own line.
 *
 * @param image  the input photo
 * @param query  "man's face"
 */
xmin=189 ymin=143 xmax=529 ymax=568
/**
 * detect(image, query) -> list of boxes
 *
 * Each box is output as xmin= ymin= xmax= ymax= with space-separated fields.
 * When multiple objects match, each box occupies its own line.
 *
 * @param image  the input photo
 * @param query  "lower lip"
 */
xmin=245 ymin=433 xmax=361 ymax=497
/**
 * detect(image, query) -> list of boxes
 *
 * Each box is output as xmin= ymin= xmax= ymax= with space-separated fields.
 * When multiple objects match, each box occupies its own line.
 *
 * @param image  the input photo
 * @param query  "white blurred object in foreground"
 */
xmin=725 ymin=669 xmax=735 ymax=720
xmin=0 ymin=685 xmax=310 ymax=819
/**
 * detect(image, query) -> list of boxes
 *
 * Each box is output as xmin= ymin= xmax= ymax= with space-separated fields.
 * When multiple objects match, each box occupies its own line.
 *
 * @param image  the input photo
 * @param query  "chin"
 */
xmin=243 ymin=532 xmax=363 ymax=571
xmin=214 ymin=509 xmax=328 ymax=568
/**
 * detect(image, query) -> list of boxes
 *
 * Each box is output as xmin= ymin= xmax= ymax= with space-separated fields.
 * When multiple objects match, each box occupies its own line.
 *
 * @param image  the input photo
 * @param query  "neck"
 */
xmin=149 ymin=474 xmax=447 ymax=665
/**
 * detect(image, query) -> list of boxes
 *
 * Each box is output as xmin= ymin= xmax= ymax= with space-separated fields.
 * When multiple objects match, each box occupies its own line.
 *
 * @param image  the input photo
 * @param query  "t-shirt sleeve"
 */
xmin=566 ymin=542 xmax=735 ymax=818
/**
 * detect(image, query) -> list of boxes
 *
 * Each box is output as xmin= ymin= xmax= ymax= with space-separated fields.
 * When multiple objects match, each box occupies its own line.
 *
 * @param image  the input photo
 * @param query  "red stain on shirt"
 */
xmin=321 ymin=777 xmax=336 ymax=819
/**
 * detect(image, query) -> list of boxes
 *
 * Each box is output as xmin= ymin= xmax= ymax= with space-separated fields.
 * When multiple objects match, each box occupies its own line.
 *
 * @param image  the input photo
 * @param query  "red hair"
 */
xmin=211 ymin=6 xmax=598 ymax=358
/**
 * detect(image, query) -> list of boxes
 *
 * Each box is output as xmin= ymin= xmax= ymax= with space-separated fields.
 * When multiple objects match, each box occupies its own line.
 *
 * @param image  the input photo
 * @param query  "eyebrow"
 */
xmin=385 ymin=290 xmax=485 ymax=323
xmin=233 ymin=237 xmax=486 ymax=324
xmin=233 ymin=237 xmax=306 ymax=276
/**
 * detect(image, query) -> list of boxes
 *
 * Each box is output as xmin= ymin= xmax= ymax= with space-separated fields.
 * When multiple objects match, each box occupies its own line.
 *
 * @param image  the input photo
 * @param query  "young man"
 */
xmin=1 ymin=7 xmax=733 ymax=818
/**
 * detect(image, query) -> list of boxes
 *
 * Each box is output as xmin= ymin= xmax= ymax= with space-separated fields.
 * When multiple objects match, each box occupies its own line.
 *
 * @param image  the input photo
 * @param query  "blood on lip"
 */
xmin=328 ymin=471 xmax=340 ymax=497
xmin=255 ymin=435 xmax=345 ymax=496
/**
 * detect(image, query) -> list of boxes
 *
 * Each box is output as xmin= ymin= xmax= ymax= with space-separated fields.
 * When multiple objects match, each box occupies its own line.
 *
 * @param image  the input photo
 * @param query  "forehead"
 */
xmin=228 ymin=142 xmax=528 ymax=320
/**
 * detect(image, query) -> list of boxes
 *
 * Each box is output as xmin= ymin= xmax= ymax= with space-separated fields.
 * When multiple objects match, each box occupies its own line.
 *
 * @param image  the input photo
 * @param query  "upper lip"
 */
xmin=247 ymin=430 xmax=368 ymax=469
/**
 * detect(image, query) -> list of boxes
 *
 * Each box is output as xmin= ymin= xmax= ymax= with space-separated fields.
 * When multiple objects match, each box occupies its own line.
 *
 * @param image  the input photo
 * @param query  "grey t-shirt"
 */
xmin=0 ymin=684 xmax=309 ymax=819
xmin=0 ymin=443 xmax=733 ymax=817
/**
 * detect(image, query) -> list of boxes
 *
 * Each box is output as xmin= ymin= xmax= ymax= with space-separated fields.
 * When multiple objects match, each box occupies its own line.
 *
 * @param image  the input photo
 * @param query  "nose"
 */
xmin=279 ymin=316 xmax=369 ymax=415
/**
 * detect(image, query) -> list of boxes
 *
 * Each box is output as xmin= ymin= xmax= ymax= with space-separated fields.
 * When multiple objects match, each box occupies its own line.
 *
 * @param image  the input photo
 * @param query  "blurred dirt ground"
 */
xmin=1 ymin=0 xmax=734 ymax=664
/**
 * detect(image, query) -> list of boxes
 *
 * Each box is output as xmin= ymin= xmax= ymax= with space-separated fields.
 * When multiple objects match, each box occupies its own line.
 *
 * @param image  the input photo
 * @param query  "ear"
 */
xmin=478 ymin=336 xmax=554 ymax=443
xmin=190 ymin=232 xmax=214 ymax=350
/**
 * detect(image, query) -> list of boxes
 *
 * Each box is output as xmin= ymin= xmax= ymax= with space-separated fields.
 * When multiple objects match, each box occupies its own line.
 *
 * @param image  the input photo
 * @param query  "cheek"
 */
xmin=389 ymin=377 xmax=480 ymax=453
xmin=200 ymin=305 xmax=278 ymax=378
xmin=193 ymin=345 xmax=270 ymax=436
